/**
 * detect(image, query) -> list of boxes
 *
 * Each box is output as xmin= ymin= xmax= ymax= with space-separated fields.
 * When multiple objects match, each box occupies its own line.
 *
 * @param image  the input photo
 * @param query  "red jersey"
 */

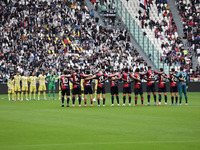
xmin=71 ymin=73 xmax=83 ymax=88
xmin=95 ymin=73 xmax=108 ymax=88
xmin=145 ymin=70 xmax=158 ymax=85
xmin=84 ymin=76 xmax=92 ymax=86
xmin=122 ymin=72 xmax=132 ymax=87
xmin=158 ymin=74 xmax=167 ymax=88
xmin=60 ymin=76 xmax=71 ymax=90
xmin=133 ymin=73 xmax=143 ymax=89
xmin=169 ymin=73 xmax=177 ymax=87
xmin=110 ymin=74 xmax=121 ymax=87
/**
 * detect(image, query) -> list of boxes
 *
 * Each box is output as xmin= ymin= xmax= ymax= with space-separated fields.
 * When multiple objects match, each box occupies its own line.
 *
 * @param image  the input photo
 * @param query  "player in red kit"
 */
xmin=122 ymin=68 xmax=133 ymax=106
xmin=140 ymin=66 xmax=163 ymax=106
xmin=71 ymin=69 xmax=91 ymax=107
xmin=109 ymin=70 xmax=121 ymax=106
xmin=157 ymin=68 xmax=168 ymax=106
xmin=132 ymin=68 xmax=144 ymax=106
xmin=168 ymin=68 xmax=178 ymax=105
xmin=60 ymin=70 xmax=73 ymax=107
xmin=83 ymin=70 xmax=94 ymax=107
xmin=86 ymin=70 xmax=116 ymax=106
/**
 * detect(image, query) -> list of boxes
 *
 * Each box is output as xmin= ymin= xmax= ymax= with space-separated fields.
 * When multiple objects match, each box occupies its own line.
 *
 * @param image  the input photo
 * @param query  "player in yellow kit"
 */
xmin=38 ymin=72 xmax=47 ymax=100
xmin=93 ymin=79 xmax=98 ymax=102
xmin=81 ymin=79 xmax=84 ymax=100
xmin=29 ymin=72 xmax=37 ymax=100
xmin=7 ymin=76 xmax=14 ymax=101
xmin=21 ymin=72 xmax=29 ymax=101
xmin=14 ymin=72 xmax=22 ymax=101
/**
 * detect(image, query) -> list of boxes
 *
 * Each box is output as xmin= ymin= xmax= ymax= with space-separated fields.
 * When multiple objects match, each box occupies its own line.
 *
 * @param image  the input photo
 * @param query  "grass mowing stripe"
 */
xmin=0 ymin=140 xmax=199 ymax=148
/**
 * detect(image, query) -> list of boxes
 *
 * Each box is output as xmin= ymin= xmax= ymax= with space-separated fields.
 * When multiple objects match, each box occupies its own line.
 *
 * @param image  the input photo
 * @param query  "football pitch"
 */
xmin=0 ymin=92 xmax=199 ymax=150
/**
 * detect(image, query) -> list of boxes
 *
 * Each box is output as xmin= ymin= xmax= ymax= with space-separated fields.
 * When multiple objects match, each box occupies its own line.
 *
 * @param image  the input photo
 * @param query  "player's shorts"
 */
xmin=158 ymin=84 xmax=167 ymax=93
xmin=22 ymin=86 xmax=28 ymax=91
xmin=84 ymin=85 xmax=93 ymax=94
xmin=62 ymin=86 xmax=70 ymax=96
xmin=135 ymin=87 xmax=143 ymax=95
xmin=170 ymin=86 xmax=178 ymax=93
xmin=123 ymin=86 xmax=131 ymax=94
xmin=147 ymin=83 xmax=156 ymax=93
xmin=39 ymin=84 xmax=46 ymax=91
xmin=8 ymin=89 xmax=14 ymax=94
xmin=30 ymin=86 xmax=36 ymax=92
xmin=111 ymin=86 xmax=119 ymax=95
xmin=14 ymin=85 xmax=21 ymax=92
xmin=49 ymin=85 xmax=55 ymax=91
xmin=97 ymin=85 xmax=105 ymax=94
xmin=72 ymin=86 xmax=81 ymax=95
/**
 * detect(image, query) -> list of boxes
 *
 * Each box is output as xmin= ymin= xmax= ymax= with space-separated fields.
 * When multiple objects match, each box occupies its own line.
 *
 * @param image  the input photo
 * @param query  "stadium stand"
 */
xmin=0 ymin=0 xmax=147 ymax=81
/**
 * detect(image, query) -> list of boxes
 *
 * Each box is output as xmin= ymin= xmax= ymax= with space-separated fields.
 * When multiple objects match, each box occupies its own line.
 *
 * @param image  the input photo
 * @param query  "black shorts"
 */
xmin=72 ymin=86 xmax=81 ymax=95
xmin=61 ymin=87 xmax=70 ymax=96
xmin=158 ymin=84 xmax=167 ymax=93
xmin=97 ymin=85 xmax=105 ymax=94
xmin=84 ymin=85 xmax=93 ymax=94
xmin=135 ymin=87 xmax=143 ymax=95
xmin=170 ymin=86 xmax=178 ymax=93
xmin=123 ymin=87 xmax=131 ymax=94
xmin=111 ymin=86 xmax=119 ymax=95
xmin=147 ymin=83 xmax=156 ymax=93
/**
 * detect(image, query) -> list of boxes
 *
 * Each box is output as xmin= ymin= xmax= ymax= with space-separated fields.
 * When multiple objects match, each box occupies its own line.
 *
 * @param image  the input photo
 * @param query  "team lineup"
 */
xmin=7 ymin=66 xmax=189 ymax=107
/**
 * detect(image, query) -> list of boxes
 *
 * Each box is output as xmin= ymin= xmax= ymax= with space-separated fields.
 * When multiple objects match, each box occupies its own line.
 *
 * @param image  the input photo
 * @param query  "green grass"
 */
xmin=0 ymin=92 xmax=200 ymax=150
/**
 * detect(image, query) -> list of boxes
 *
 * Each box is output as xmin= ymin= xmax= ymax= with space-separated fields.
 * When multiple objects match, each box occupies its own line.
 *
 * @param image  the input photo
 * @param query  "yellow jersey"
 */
xmin=21 ymin=76 xmax=28 ymax=87
xmin=14 ymin=75 xmax=22 ymax=86
xmin=29 ymin=76 xmax=37 ymax=87
xmin=7 ymin=79 xmax=14 ymax=89
xmin=38 ymin=74 xmax=46 ymax=85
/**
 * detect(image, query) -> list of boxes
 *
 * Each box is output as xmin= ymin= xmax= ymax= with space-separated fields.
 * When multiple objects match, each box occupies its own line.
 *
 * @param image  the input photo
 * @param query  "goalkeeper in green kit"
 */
xmin=47 ymin=72 xmax=60 ymax=100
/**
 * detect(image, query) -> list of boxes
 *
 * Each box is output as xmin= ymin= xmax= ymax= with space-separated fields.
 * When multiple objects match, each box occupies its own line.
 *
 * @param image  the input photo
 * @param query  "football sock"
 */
xmin=72 ymin=96 xmax=75 ymax=105
xmin=90 ymin=98 xmax=93 ymax=104
xmin=171 ymin=96 xmax=174 ymax=104
xmin=59 ymin=91 xmax=61 ymax=99
xmin=78 ymin=96 xmax=81 ymax=105
xmin=175 ymin=96 xmax=178 ymax=104
xmin=185 ymin=93 xmax=188 ymax=103
xmin=116 ymin=95 xmax=119 ymax=104
xmin=26 ymin=92 xmax=28 ymax=99
xmin=159 ymin=94 xmax=161 ymax=102
xmin=53 ymin=91 xmax=55 ymax=98
xmin=38 ymin=91 xmax=40 ymax=98
xmin=179 ymin=93 xmax=182 ymax=103
xmin=103 ymin=98 xmax=105 ymax=105
xmin=21 ymin=92 xmax=23 ymax=99
xmin=141 ymin=97 xmax=144 ymax=104
xmin=62 ymin=96 xmax=64 ymax=104
xmin=18 ymin=93 xmax=20 ymax=99
xmin=44 ymin=92 xmax=46 ymax=99
xmin=8 ymin=93 xmax=10 ymax=100
xmin=153 ymin=94 xmax=156 ymax=103
xmin=67 ymin=98 xmax=70 ymax=105
xmin=111 ymin=95 xmax=114 ymax=104
xmin=82 ymin=93 xmax=84 ymax=98
xmin=123 ymin=94 xmax=126 ymax=104
xmin=135 ymin=97 xmax=137 ymax=105
xmin=97 ymin=98 xmax=100 ymax=105
xmin=48 ymin=92 xmax=51 ymax=98
xmin=147 ymin=94 xmax=150 ymax=103
xmin=33 ymin=92 xmax=36 ymax=99
xmin=164 ymin=94 xmax=167 ymax=103
xmin=129 ymin=94 xmax=131 ymax=104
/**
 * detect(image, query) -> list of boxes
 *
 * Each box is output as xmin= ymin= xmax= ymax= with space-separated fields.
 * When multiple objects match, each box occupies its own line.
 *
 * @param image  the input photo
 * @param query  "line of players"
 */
xmin=59 ymin=66 xmax=188 ymax=107
xmin=7 ymin=66 xmax=188 ymax=106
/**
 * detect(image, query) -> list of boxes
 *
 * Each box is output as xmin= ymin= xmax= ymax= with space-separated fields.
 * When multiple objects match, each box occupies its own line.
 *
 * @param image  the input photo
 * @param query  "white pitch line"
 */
xmin=0 ymin=140 xmax=199 ymax=148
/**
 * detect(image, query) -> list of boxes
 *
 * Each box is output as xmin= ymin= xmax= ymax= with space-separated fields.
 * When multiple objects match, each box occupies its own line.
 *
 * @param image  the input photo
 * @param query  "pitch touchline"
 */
xmin=0 ymin=140 xmax=199 ymax=147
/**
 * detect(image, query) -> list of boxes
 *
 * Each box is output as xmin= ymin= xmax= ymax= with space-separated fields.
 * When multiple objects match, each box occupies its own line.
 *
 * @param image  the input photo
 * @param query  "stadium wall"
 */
xmin=1 ymin=82 xmax=200 ymax=94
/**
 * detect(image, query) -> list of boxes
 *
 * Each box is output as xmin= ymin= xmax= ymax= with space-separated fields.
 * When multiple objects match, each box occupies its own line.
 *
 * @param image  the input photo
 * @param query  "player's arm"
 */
xmin=69 ymin=79 xmax=79 ymax=85
xmin=85 ymin=75 xmax=97 ymax=80
xmin=55 ymin=76 xmax=60 ymax=80
xmin=161 ymin=74 xmax=168 ymax=79
xmin=63 ymin=75 xmax=72 ymax=78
